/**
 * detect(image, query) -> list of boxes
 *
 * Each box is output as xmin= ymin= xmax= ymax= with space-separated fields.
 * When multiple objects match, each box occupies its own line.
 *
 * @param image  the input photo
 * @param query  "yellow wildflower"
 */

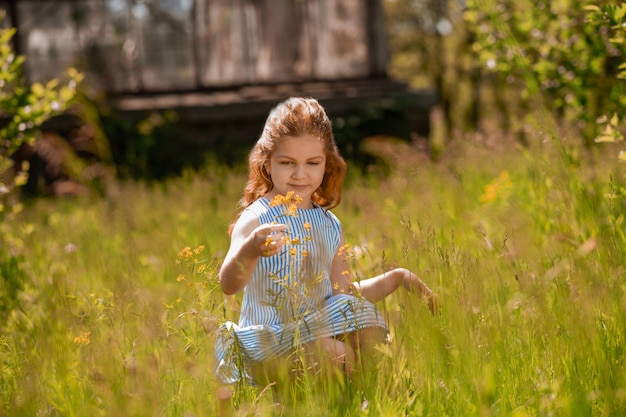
xmin=479 ymin=170 xmax=513 ymax=205
xmin=303 ymin=222 xmax=311 ymax=231
xmin=270 ymin=191 xmax=303 ymax=209
xmin=338 ymin=244 xmax=351 ymax=255
xmin=286 ymin=203 xmax=298 ymax=217
xmin=193 ymin=245 xmax=205 ymax=255
xmin=73 ymin=331 xmax=91 ymax=345
xmin=289 ymin=248 xmax=297 ymax=256
xmin=270 ymin=192 xmax=288 ymax=206
xmin=177 ymin=246 xmax=193 ymax=261
xmin=302 ymin=250 xmax=309 ymax=257
xmin=269 ymin=194 xmax=285 ymax=207
xmin=265 ymin=237 xmax=273 ymax=247
xmin=332 ymin=282 xmax=339 ymax=290
xmin=176 ymin=274 xmax=185 ymax=282
xmin=291 ymin=238 xmax=300 ymax=245
xmin=269 ymin=196 xmax=281 ymax=207
xmin=341 ymin=270 xmax=350 ymax=276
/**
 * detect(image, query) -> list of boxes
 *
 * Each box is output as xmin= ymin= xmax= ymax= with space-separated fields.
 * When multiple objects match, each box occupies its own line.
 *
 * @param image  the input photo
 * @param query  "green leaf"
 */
xmin=582 ymin=5 xmax=600 ymax=12
xmin=59 ymin=86 xmax=74 ymax=102
xmin=596 ymin=115 xmax=609 ymax=124
xmin=30 ymin=82 xmax=44 ymax=97
xmin=0 ymin=28 xmax=15 ymax=44
xmin=615 ymin=5 xmax=626 ymax=22
xmin=595 ymin=135 xmax=616 ymax=143
xmin=595 ymin=124 xmax=619 ymax=143
xmin=46 ymin=79 xmax=59 ymax=89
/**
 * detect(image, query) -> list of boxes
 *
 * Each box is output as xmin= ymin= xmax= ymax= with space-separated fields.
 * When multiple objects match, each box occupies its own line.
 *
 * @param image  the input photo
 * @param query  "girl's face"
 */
xmin=265 ymin=134 xmax=326 ymax=208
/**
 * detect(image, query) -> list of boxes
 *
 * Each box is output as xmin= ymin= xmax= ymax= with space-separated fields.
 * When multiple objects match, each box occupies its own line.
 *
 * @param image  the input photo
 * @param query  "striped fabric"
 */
xmin=215 ymin=197 xmax=388 ymax=384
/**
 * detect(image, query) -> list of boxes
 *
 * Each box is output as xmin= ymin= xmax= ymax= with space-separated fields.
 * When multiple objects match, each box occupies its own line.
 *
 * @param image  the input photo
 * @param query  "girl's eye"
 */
xmin=307 ymin=162 xmax=319 ymax=166
xmin=280 ymin=161 xmax=293 ymax=165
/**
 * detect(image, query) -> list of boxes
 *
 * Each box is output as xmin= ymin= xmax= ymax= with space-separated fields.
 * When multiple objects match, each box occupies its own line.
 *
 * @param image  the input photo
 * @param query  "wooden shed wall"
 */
xmin=1 ymin=0 xmax=389 ymax=93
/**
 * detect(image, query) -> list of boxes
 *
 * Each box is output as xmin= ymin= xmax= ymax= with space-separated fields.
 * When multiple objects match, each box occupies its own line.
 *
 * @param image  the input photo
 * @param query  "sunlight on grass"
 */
xmin=1 ymin=133 xmax=625 ymax=416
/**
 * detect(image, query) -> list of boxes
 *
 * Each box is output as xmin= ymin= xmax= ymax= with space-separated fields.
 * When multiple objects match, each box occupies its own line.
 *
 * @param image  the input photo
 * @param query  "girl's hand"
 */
xmin=425 ymin=291 xmax=441 ymax=316
xmin=248 ymin=223 xmax=287 ymax=258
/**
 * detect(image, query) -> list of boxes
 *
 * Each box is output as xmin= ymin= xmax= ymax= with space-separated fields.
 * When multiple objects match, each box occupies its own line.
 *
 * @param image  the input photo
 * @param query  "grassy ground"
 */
xmin=1 ymin=128 xmax=625 ymax=416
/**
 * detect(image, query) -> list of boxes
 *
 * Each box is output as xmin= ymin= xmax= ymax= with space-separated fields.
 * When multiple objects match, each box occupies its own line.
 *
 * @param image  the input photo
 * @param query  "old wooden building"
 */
xmin=1 ymin=0 xmax=436 ymax=178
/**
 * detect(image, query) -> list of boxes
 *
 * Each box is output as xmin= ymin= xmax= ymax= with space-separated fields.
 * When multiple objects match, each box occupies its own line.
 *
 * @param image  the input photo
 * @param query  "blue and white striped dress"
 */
xmin=215 ymin=197 xmax=387 ymax=384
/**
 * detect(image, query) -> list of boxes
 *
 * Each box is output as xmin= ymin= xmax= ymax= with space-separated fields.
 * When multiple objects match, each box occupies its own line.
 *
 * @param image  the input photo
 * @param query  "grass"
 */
xmin=1 ymin=128 xmax=625 ymax=416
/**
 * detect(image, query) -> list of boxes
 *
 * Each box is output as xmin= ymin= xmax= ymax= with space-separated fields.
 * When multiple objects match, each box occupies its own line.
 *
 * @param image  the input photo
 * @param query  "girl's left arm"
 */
xmin=329 ymin=235 xmax=437 ymax=310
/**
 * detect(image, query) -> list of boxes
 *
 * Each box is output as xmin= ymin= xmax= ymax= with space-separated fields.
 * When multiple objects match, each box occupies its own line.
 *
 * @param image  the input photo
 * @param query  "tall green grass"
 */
xmin=1 ymin=131 xmax=624 ymax=416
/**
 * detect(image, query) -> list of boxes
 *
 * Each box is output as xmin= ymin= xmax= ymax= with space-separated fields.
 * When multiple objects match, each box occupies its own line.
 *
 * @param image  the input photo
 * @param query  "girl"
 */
xmin=216 ymin=97 xmax=436 ymax=389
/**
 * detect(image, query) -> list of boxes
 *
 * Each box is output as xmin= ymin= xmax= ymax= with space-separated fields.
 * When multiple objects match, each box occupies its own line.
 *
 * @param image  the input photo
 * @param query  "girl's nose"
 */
xmin=292 ymin=164 xmax=305 ymax=178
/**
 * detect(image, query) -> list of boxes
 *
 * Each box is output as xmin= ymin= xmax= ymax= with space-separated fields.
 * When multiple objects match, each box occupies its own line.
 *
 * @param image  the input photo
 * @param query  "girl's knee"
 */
xmin=305 ymin=338 xmax=355 ymax=375
xmin=347 ymin=326 xmax=388 ymax=350
xmin=323 ymin=338 xmax=356 ymax=372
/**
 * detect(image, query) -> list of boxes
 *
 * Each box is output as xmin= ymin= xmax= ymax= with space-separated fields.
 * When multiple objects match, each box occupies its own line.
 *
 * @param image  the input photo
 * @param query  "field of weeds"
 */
xmin=1 ymin=131 xmax=625 ymax=416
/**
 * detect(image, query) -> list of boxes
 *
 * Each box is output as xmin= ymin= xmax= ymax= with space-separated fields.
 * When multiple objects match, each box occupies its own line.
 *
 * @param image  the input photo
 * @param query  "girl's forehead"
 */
xmin=273 ymin=134 xmax=325 ymax=156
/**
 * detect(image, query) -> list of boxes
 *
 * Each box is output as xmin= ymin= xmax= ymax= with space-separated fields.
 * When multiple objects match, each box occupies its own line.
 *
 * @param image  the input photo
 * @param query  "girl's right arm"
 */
xmin=219 ymin=210 xmax=287 ymax=295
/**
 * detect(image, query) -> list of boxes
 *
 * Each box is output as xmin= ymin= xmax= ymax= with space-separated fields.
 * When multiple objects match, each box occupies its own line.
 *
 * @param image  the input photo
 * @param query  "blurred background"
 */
xmin=0 ymin=0 xmax=437 ymax=189
xmin=0 ymin=0 xmax=623 ymax=192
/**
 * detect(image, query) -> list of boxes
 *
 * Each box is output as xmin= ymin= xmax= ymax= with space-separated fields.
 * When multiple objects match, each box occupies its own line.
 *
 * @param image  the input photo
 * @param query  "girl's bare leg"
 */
xmin=341 ymin=327 xmax=388 ymax=394
xmin=248 ymin=338 xmax=355 ymax=403
xmin=346 ymin=327 xmax=387 ymax=357
xmin=248 ymin=354 xmax=294 ymax=403
xmin=216 ymin=385 xmax=234 ymax=417
xmin=303 ymin=337 xmax=356 ymax=377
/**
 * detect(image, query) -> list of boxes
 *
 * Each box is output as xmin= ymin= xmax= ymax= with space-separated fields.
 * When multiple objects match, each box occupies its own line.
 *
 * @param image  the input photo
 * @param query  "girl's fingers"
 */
xmin=257 ymin=223 xmax=288 ymax=235
xmin=262 ymin=239 xmax=284 ymax=257
xmin=258 ymin=224 xmax=287 ymax=256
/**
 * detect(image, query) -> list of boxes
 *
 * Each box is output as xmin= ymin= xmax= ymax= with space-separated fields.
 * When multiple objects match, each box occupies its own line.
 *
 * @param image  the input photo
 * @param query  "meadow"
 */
xmin=1 ymin=127 xmax=625 ymax=417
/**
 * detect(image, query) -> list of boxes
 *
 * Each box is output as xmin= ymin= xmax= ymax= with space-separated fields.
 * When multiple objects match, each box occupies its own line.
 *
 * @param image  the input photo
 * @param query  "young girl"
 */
xmin=215 ymin=97 xmax=436 ymax=389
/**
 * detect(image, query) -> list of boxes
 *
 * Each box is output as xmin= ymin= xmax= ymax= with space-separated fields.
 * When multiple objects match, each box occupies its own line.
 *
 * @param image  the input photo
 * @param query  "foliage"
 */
xmin=466 ymin=0 xmax=626 ymax=148
xmin=384 ymin=0 xmax=626 ymax=148
xmin=586 ymin=2 xmax=626 ymax=162
xmin=102 ymin=109 xmax=189 ymax=180
xmin=0 ymin=11 xmax=82 ymax=330
xmin=0 ymin=16 xmax=83 ymax=209
xmin=384 ymin=0 xmax=479 ymax=136
xmin=0 ymin=131 xmax=624 ymax=415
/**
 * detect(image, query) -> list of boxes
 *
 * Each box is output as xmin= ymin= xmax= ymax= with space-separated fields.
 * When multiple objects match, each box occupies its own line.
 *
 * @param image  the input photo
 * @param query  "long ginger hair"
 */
xmin=230 ymin=97 xmax=347 ymax=231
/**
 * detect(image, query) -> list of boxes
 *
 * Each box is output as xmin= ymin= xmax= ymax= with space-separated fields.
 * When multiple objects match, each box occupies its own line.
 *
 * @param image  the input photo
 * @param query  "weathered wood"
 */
xmin=1 ymin=0 xmax=439 ymax=182
xmin=6 ymin=0 xmax=393 ymax=93
xmin=108 ymin=78 xmax=436 ymax=126
xmin=106 ymin=78 xmax=438 ymax=164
